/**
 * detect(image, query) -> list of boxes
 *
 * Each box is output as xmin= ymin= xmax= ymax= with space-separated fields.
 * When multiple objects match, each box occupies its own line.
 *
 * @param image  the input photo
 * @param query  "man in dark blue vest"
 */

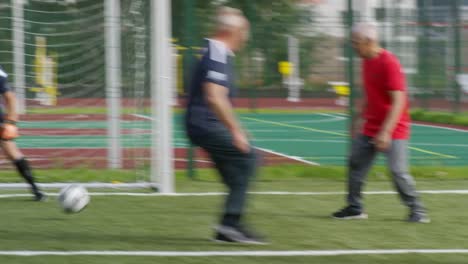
xmin=185 ymin=7 xmax=265 ymax=244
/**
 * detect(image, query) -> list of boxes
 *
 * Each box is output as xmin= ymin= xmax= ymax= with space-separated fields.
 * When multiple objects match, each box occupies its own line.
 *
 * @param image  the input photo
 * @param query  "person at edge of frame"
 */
xmin=0 ymin=66 xmax=46 ymax=201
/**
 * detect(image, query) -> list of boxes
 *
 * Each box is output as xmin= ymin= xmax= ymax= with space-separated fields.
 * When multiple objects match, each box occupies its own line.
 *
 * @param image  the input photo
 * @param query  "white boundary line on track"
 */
xmin=291 ymin=117 xmax=468 ymax=135
xmin=0 ymin=249 xmax=468 ymax=257
xmin=131 ymin=113 xmax=155 ymax=121
xmin=327 ymin=113 xmax=468 ymax=133
xmin=254 ymin=147 xmax=320 ymax=166
xmin=412 ymin=143 xmax=468 ymax=147
xmin=131 ymin=114 xmax=321 ymax=165
xmin=1 ymin=190 xmax=468 ymax=198
xmin=412 ymin=123 xmax=468 ymax=133
xmin=113 ymin=113 xmax=468 ymax=161
xmin=254 ymin=139 xmax=345 ymax=143
xmin=243 ymin=114 xmax=345 ymax=124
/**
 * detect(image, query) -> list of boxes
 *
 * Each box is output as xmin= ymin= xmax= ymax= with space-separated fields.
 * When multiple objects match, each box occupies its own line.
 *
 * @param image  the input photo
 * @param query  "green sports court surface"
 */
xmin=17 ymin=112 xmax=468 ymax=166
xmin=2 ymin=112 xmax=468 ymax=264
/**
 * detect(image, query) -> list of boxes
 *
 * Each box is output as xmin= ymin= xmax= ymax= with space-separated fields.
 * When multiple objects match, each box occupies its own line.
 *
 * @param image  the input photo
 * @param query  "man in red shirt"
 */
xmin=332 ymin=23 xmax=429 ymax=223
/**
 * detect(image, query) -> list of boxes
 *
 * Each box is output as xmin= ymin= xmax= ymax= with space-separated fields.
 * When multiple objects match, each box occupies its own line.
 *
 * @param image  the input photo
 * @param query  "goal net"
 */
xmin=0 ymin=0 xmax=174 ymax=192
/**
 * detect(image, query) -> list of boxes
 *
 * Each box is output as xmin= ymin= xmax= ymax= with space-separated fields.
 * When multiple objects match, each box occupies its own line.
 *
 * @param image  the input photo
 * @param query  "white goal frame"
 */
xmin=9 ymin=0 xmax=174 ymax=193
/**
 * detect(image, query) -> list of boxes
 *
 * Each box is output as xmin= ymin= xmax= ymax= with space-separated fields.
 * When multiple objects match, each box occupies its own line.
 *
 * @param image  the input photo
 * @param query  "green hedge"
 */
xmin=411 ymin=109 xmax=468 ymax=127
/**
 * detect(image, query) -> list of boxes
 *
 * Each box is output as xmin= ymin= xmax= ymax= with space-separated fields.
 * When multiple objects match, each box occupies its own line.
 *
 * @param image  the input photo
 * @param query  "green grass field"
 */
xmin=0 ymin=166 xmax=467 ymax=263
xmin=5 ymin=107 xmax=467 ymax=262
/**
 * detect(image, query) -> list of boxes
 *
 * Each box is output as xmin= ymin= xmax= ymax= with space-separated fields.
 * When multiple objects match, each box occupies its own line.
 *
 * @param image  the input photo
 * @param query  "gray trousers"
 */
xmin=190 ymin=129 xmax=257 ymax=216
xmin=347 ymin=134 xmax=425 ymax=213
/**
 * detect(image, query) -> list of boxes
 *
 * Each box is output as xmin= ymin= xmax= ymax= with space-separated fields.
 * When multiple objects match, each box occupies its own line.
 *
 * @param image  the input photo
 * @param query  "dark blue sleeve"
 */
xmin=201 ymin=54 xmax=229 ymax=88
xmin=0 ymin=69 xmax=11 ymax=94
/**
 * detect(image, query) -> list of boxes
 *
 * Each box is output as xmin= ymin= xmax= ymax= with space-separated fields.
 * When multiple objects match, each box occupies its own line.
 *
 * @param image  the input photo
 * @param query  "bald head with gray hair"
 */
xmin=215 ymin=7 xmax=248 ymax=31
xmin=212 ymin=6 xmax=250 ymax=52
xmin=351 ymin=22 xmax=382 ymax=58
xmin=352 ymin=22 xmax=379 ymax=42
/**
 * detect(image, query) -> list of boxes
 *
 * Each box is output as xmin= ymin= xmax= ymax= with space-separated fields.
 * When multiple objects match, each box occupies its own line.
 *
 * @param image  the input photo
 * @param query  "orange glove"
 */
xmin=1 ymin=120 xmax=18 ymax=140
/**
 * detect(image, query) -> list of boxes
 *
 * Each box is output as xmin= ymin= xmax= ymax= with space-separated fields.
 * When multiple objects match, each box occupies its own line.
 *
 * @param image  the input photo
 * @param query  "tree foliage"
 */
xmin=172 ymin=0 xmax=319 ymax=89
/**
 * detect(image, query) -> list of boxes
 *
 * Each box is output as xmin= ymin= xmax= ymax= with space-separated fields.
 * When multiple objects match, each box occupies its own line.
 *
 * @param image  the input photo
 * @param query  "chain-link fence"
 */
xmin=175 ymin=0 xmax=468 ymax=113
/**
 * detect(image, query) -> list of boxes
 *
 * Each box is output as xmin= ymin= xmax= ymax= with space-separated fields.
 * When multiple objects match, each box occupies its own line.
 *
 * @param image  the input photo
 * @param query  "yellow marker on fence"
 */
xmin=335 ymin=85 xmax=350 ymax=96
xmin=328 ymin=81 xmax=350 ymax=106
xmin=278 ymin=61 xmax=293 ymax=77
xmin=30 ymin=36 xmax=59 ymax=106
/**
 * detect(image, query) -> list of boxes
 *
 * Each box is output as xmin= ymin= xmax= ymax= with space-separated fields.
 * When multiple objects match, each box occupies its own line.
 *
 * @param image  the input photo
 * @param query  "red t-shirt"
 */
xmin=362 ymin=49 xmax=410 ymax=139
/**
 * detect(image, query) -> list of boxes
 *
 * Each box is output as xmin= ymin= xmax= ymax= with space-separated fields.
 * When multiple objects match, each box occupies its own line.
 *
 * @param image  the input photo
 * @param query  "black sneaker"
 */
xmin=332 ymin=206 xmax=368 ymax=220
xmin=408 ymin=212 xmax=430 ymax=223
xmin=33 ymin=191 xmax=47 ymax=202
xmin=213 ymin=225 xmax=268 ymax=245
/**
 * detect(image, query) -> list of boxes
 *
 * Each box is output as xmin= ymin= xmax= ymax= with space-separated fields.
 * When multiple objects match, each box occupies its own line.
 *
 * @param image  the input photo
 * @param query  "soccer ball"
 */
xmin=58 ymin=185 xmax=90 ymax=213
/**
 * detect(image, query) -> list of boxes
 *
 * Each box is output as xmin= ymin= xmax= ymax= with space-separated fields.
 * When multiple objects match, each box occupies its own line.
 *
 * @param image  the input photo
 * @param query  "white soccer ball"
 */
xmin=58 ymin=185 xmax=90 ymax=213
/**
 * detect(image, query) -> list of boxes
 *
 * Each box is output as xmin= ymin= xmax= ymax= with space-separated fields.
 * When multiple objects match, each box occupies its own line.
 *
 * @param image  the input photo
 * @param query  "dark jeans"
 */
xmin=190 ymin=129 xmax=258 ymax=218
xmin=347 ymin=134 xmax=425 ymax=214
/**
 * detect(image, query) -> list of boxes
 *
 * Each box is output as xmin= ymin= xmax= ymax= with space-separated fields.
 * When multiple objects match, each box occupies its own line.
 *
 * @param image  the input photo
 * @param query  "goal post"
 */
xmin=151 ymin=0 xmax=174 ymax=193
xmin=104 ymin=0 xmax=122 ymax=169
xmin=12 ymin=0 xmax=26 ymax=114
xmin=3 ymin=0 xmax=175 ymax=193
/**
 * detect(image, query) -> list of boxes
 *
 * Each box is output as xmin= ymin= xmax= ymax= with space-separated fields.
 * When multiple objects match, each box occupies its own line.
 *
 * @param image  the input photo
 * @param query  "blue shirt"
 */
xmin=0 ymin=66 xmax=11 ymax=94
xmin=185 ymin=39 xmax=237 ymax=137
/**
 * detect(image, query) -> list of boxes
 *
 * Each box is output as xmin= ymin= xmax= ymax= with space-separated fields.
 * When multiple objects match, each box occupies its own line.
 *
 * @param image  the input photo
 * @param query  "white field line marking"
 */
xmin=245 ymin=115 xmax=457 ymax=159
xmin=19 ymin=144 xmax=189 ymax=149
xmin=254 ymin=139 xmax=345 ymax=143
xmin=132 ymin=113 xmax=466 ymax=159
xmin=1 ymin=249 xmax=468 ymax=257
xmin=243 ymin=116 xmax=345 ymax=124
xmin=131 ymin=113 xmax=154 ymax=121
xmin=413 ymin=123 xmax=468 ymax=133
xmin=2 ymin=190 xmax=468 ymax=199
xmin=317 ymin=112 xmax=346 ymax=118
xmin=296 ymin=156 xmax=458 ymax=160
xmin=102 ymin=114 xmax=468 ymax=149
xmin=142 ymin=135 xmax=468 ymax=148
xmin=242 ymin=117 xmax=346 ymax=137
xmin=276 ymin=119 xmax=344 ymax=124
xmin=174 ymin=158 xmax=212 ymax=164
xmin=0 ymin=158 xmax=47 ymax=165
xmin=332 ymin=112 xmax=348 ymax=117
xmin=412 ymin=143 xmax=468 ymax=148
xmin=255 ymin=147 xmax=320 ymax=166
xmin=179 ymin=129 xmax=345 ymax=133
xmin=325 ymin=113 xmax=468 ymax=133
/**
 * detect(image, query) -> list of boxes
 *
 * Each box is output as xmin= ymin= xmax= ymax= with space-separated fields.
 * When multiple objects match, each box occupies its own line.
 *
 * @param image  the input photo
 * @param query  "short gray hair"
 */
xmin=352 ymin=22 xmax=378 ymax=41
xmin=215 ymin=7 xmax=246 ymax=30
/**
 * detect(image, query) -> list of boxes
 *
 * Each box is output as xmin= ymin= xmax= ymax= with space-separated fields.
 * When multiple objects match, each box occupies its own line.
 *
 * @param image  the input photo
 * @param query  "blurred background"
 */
xmin=0 ymin=0 xmax=466 ymax=188
xmin=0 ymin=0 xmax=466 ymax=111
xmin=0 ymin=3 xmax=467 ymax=261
